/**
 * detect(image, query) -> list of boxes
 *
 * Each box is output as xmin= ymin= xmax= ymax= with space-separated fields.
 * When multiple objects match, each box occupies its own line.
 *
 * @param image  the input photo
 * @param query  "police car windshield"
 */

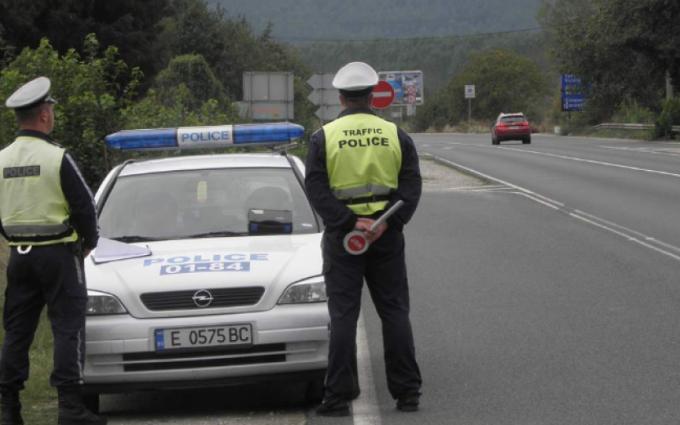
xmin=98 ymin=167 xmax=318 ymax=241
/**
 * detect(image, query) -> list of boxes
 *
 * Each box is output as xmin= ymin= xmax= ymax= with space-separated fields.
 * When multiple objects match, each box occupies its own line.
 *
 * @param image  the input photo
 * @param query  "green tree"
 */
xmin=539 ymin=0 xmax=679 ymax=122
xmin=0 ymin=25 xmax=11 ymax=66
xmin=0 ymin=0 xmax=171 ymax=80
xmin=155 ymin=0 xmax=310 ymax=97
xmin=0 ymin=36 xmax=142 ymax=187
xmin=415 ymin=49 xmax=549 ymax=130
xmin=154 ymin=54 xmax=228 ymax=110
xmin=153 ymin=0 xmax=316 ymax=131
xmin=121 ymin=86 xmax=239 ymax=130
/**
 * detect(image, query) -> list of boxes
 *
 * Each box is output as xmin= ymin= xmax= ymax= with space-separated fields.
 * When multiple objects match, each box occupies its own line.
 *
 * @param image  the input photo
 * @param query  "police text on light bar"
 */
xmin=104 ymin=122 xmax=305 ymax=151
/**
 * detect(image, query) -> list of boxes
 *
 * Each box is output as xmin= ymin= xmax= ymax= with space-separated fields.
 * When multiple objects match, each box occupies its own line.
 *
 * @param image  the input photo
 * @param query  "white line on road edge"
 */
xmin=496 ymin=146 xmax=680 ymax=179
xmin=516 ymin=192 xmax=561 ymax=210
xmin=353 ymin=312 xmax=381 ymax=425
xmin=569 ymin=213 xmax=680 ymax=262
xmin=431 ymin=156 xmax=565 ymax=209
xmin=600 ymin=145 xmax=680 ymax=158
xmin=429 ymin=154 xmax=680 ymax=264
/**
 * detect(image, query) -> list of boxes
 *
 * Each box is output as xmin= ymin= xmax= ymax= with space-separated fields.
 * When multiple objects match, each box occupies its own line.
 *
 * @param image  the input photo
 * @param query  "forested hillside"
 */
xmin=210 ymin=0 xmax=543 ymax=41
xmin=295 ymin=31 xmax=550 ymax=93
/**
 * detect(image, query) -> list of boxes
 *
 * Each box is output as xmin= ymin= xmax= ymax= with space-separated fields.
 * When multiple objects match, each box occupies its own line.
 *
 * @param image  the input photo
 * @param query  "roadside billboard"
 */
xmin=379 ymin=70 xmax=424 ymax=106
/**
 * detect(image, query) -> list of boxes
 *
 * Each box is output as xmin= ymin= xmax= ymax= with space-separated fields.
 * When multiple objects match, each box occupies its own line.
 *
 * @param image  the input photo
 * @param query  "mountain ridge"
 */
xmin=209 ymin=0 xmax=543 ymax=42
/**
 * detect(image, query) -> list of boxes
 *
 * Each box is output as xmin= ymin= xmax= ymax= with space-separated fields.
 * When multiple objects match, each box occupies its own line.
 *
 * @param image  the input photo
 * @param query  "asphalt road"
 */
xmin=105 ymin=133 xmax=680 ymax=424
xmin=355 ymin=132 xmax=680 ymax=425
xmin=419 ymin=133 xmax=680 ymax=257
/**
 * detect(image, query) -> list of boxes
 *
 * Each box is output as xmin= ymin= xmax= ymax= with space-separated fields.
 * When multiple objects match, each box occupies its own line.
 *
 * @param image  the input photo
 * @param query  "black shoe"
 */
xmin=316 ymin=399 xmax=350 ymax=417
xmin=1 ymin=391 xmax=23 ymax=425
xmin=350 ymin=387 xmax=361 ymax=400
xmin=57 ymin=387 xmax=107 ymax=425
xmin=0 ymin=408 xmax=23 ymax=425
xmin=396 ymin=394 xmax=419 ymax=412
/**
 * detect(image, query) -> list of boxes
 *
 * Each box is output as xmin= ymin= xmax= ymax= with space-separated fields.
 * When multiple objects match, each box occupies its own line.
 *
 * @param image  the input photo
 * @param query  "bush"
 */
xmin=0 ymin=35 xmax=141 ymax=188
xmin=612 ymin=98 xmax=656 ymax=124
xmin=655 ymin=97 xmax=680 ymax=139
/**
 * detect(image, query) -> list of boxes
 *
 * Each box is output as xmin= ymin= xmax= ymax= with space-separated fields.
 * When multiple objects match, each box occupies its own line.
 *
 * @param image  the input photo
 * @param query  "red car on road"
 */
xmin=491 ymin=112 xmax=531 ymax=145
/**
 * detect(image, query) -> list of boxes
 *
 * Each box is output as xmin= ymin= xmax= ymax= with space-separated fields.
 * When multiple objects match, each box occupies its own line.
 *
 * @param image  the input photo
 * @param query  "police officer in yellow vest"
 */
xmin=305 ymin=62 xmax=422 ymax=416
xmin=0 ymin=77 xmax=105 ymax=425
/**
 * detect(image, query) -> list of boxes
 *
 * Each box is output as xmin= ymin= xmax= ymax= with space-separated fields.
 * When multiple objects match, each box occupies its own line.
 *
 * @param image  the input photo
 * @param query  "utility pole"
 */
xmin=666 ymin=70 xmax=674 ymax=101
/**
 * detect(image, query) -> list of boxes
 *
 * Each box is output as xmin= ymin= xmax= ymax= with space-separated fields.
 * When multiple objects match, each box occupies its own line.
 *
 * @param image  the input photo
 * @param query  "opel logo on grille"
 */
xmin=192 ymin=289 xmax=214 ymax=308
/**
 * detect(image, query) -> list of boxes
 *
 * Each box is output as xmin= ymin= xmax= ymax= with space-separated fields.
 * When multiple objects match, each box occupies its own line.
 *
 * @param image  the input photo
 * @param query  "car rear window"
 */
xmin=500 ymin=115 xmax=526 ymax=124
xmin=98 ymin=167 xmax=319 ymax=241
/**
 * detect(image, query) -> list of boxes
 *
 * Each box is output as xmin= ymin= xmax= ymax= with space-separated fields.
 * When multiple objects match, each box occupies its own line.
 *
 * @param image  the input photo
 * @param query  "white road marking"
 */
xmin=424 ymin=185 xmax=507 ymax=193
xmin=516 ymin=192 xmax=561 ymax=210
xmin=600 ymin=145 xmax=680 ymax=158
xmin=569 ymin=213 xmax=680 ymax=262
xmin=431 ymin=156 xmax=564 ymax=209
xmin=429 ymin=154 xmax=680 ymax=264
xmin=353 ymin=313 xmax=381 ymax=425
xmin=495 ymin=146 xmax=680 ymax=179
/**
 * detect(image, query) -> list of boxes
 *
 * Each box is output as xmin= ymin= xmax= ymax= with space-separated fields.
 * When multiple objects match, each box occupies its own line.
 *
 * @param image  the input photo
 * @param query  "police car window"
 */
xmin=98 ymin=167 xmax=318 ymax=241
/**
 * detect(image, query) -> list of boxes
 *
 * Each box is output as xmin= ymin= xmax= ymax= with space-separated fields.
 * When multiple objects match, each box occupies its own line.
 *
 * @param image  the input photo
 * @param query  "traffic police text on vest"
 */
xmin=323 ymin=114 xmax=401 ymax=216
xmin=322 ymin=61 xmax=403 ymax=217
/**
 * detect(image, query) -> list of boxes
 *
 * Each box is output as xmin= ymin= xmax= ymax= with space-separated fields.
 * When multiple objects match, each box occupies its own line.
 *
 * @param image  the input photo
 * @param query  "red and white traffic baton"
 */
xmin=343 ymin=200 xmax=404 ymax=255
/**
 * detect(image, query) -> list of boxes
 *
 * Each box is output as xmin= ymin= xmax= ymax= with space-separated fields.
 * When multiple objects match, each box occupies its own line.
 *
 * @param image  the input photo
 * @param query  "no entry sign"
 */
xmin=371 ymin=80 xmax=395 ymax=109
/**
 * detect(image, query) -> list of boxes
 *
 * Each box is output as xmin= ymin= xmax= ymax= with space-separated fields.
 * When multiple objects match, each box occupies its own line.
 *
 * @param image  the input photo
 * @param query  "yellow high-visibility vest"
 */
xmin=324 ymin=113 xmax=402 ymax=215
xmin=0 ymin=135 xmax=78 ymax=245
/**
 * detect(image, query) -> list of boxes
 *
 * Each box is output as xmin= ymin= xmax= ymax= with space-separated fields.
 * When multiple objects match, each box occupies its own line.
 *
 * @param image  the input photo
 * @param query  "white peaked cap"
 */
xmin=332 ymin=62 xmax=379 ymax=91
xmin=5 ymin=76 xmax=57 ymax=109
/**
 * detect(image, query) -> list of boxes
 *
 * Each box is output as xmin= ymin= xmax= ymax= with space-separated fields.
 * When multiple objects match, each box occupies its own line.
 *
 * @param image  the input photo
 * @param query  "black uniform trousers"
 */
xmin=322 ymin=226 xmax=422 ymax=401
xmin=0 ymin=243 xmax=87 ymax=392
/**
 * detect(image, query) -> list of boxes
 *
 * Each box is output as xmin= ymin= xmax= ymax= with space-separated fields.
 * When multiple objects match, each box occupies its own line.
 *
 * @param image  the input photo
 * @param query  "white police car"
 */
xmin=82 ymin=123 xmax=328 ymax=411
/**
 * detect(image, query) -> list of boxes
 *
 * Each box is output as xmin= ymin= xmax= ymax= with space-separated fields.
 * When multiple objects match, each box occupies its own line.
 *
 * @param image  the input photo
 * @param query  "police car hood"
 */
xmin=85 ymin=233 xmax=322 ymax=319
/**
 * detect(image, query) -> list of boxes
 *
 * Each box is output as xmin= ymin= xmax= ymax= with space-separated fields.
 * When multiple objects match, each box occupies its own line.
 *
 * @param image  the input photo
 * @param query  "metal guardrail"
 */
xmin=594 ymin=123 xmax=680 ymax=132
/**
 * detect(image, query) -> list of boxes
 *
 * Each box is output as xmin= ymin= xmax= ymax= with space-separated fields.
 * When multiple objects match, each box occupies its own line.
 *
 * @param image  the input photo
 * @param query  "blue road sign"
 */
xmin=561 ymin=74 xmax=585 ymax=112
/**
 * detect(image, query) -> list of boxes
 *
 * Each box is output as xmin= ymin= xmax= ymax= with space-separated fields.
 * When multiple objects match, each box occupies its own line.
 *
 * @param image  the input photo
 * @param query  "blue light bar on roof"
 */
xmin=104 ymin=122 xmax=305 ymax=151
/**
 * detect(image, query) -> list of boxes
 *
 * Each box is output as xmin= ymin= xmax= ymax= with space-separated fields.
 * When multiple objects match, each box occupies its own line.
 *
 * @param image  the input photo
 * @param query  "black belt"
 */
xmin=6 ymin=229 xmax=75 ymax=243
xmin=342 ymin=194 xmax=390 ymax=205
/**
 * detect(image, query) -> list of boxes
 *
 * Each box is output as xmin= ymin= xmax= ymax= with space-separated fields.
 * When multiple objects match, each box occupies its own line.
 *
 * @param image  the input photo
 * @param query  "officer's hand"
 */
xmin=366 ymin=222 xmax=387 ymax=242
xmin=355 ymin=218 xmax=387 ymax=243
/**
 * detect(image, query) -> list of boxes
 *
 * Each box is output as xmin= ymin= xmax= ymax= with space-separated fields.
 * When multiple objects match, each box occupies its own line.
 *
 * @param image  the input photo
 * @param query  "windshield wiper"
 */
xmin=109 ymin=235 xmax=163 ymax=243
xmin=183 ymin=231 xmax=248 ymax=239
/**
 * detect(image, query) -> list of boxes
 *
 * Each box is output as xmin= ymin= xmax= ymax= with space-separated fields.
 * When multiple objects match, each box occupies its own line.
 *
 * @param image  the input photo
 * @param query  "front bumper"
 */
xmin=83 ymin=303 xmax=329 ymax=393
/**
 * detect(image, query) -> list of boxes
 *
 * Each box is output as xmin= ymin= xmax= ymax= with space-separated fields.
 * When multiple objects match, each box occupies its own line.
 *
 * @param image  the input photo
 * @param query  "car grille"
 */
xmin=122 ymin=343 xmax=286 ymax=372
xmin=140 ymin=287 xmax=265 ymax=311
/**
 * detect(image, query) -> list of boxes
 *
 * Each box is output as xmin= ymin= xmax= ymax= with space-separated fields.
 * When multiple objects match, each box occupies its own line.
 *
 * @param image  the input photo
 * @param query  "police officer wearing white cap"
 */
xmin=0 ymin=77 xmax=105 ymax=425
xmin=305 ymin=62 xmax=422 ymax=416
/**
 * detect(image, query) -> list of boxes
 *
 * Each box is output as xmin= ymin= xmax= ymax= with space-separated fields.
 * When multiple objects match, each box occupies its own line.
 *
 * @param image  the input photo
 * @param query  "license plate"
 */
xmin=509 ymin=126 xmax=520 ymax=129
xmin=154 ymin=324 xmax=252 ymax=351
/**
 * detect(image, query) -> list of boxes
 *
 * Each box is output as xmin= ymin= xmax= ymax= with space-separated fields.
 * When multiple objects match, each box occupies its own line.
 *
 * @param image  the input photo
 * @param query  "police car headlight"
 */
xmin=278 ymin=277 xmax=327 ymax=304
xmin=86 ymin=290 xmax=128 ymax=315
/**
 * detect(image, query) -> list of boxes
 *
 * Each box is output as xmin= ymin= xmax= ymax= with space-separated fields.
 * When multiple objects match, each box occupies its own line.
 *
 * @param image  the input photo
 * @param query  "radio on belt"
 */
xmin=104 ymin=122 xmax=304 ymax=150
xmin=343 ymin=200 xmax=404 ymax=255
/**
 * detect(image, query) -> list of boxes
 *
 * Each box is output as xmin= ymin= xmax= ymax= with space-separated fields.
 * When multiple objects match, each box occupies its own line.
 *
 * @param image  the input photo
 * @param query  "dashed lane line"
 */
xmin=429 ymin=154 xmax=680 ymax=264
xmin=492 ymin=146 xmax=680 ymax=179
